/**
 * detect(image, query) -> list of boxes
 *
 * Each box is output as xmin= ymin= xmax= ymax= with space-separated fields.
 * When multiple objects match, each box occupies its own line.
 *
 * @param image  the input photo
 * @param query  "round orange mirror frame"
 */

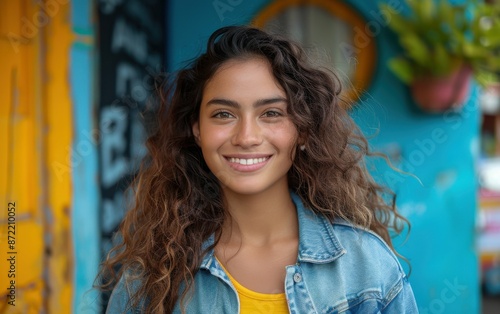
xmin=252 ymin=0 xmax=377 ymax=107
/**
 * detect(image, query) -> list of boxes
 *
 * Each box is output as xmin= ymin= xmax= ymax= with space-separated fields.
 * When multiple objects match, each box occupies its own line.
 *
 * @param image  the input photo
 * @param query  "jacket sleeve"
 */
xmin=382 ymin=276 xmax=419 ymax=314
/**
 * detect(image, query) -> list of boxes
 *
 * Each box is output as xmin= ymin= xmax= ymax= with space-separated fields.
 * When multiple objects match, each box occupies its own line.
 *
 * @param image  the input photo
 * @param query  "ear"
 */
xmin=192 ymin=121 xmax=201 ymax=145
xmin=297 ymin=132 xmax=307 ymax=146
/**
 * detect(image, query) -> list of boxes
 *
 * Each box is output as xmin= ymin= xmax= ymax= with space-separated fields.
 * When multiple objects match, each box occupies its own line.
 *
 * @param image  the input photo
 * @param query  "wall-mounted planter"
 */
xmin=410 ymin=65 xmax=473 ymax=113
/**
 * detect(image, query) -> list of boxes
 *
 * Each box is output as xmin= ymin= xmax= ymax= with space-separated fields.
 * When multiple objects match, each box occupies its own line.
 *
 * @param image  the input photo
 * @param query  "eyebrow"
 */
xmin=205 ymin=97 xmax=288 ymax=108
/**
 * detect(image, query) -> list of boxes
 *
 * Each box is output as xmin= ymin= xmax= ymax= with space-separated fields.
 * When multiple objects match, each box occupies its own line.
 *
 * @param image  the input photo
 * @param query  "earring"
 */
xmin=299 ymin=145 xmax=306 ymax=151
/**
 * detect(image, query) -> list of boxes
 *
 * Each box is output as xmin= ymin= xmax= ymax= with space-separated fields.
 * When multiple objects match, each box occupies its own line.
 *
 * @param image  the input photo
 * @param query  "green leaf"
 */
xmin=438 ymin=0 xmax=454 ymax=25
xmin=388 ymin=58 xmax=415 ymax=84
xmin=408 ymin=0 xmax=434 ymax=22
xmin=400 ymin=35 xmax=429 ymax=65
xmin=382 ymin=6 xmax=412 ymax=35
xmin=433 ymin=43 xmax=452 ymax=75
xmin=474 ymin=70 xmax=497 ymax=86
xmin=484 ymin=57 xmax=500 ymax=70
xmin=463 ymin=42 xmax=489 ymax=58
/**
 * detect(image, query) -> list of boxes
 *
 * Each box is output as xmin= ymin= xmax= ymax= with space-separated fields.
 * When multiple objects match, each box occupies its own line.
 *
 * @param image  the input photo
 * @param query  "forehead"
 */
xmin=203 ymin=57 xmax=285 ymax=97
xmin=215 ymin=55 xmax=269 ymax=72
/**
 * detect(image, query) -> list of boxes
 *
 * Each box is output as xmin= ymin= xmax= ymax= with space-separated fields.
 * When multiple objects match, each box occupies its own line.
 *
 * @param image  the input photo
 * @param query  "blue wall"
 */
xmin=347 ymin=1 xmax=480 ymax=313
xmin=167 ymin=0 xmax=480 ymax=313
xmin=70 ymin=1 xmax=166 ymax=313
xmin=71 ymin=0 xmax=100 ymax=313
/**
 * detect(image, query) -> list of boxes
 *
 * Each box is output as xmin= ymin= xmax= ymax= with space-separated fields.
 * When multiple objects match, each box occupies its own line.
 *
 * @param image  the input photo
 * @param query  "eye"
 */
xmin=212 ymin=111 xmax=234 ymax=119
xmin=262 ymin=110 xmax=283 ymax=118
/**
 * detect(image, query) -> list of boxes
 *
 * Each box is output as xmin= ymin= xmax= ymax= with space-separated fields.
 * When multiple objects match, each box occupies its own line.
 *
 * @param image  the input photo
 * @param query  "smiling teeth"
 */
xmin=228 ymin=157 xmax=268 ymax=165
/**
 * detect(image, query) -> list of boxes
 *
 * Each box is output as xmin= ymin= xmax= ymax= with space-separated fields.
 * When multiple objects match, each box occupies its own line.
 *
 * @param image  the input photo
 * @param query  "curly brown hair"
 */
xmin=97 ymin=25 xmax=408 ymax=313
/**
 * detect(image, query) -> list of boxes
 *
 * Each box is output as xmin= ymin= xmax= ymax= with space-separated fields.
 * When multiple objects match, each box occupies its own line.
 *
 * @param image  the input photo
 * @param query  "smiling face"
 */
xmin=192 ymin=57 xmax=299 ymax=197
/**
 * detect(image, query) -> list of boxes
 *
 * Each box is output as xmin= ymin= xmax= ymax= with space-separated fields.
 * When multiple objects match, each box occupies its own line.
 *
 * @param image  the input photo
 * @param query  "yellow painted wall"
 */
xmin=0 ymin=0 xmax=73 ymax=312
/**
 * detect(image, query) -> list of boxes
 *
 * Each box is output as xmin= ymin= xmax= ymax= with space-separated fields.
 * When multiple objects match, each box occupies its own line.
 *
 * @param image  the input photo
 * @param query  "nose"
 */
xmin=231 ymin=116 xmax=263 ymax=148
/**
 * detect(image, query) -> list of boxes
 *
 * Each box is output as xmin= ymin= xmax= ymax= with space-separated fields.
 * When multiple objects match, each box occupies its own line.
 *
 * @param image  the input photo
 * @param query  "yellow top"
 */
xmin=216 ymin=258 xmax=289 ymax=313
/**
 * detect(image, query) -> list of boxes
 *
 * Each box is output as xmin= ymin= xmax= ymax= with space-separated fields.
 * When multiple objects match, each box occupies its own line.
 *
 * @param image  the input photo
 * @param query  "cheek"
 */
xmin=199 ymin=125 xmax=228 ymax=149
xmin=267 ymin=122 xmax=298 ymax=148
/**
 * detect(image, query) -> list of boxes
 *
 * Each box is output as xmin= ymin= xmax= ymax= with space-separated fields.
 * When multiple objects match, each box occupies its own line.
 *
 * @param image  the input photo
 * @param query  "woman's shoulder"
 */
xmin=106 ymin=269 xmax=145 ymax=314
xmin=331 ymin=219 xmax=406 ymax=276
xmin=301 ymin=219 xmax=415 ymax=312
xmin=293 ymin=193 xmax=405 ymax=272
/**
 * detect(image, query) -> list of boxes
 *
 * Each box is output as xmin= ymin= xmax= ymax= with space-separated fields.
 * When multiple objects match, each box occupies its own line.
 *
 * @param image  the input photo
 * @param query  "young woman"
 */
xmin=100 ymin=26 xmax=418 ymax=313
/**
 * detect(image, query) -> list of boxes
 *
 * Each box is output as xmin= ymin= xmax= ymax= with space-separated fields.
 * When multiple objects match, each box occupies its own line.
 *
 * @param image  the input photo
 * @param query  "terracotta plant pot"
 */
xmin=410 ymin=65 xmax=473 ymax=113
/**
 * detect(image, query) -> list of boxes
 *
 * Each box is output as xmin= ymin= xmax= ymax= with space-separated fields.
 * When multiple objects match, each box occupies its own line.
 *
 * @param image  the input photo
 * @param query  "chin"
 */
xmin=222 ymin=185 xmax=267 ymax=196
xmin=220 ymin=178 xmax=286 ymax=197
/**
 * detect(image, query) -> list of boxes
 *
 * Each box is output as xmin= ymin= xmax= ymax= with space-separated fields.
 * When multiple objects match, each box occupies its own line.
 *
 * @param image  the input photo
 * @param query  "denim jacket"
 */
xmin=107 ymin=193 xmax=418 ymax=313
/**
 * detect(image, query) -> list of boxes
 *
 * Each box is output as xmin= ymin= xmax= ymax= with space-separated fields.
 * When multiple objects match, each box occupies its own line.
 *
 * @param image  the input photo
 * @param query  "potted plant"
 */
xmin=380 ymin=0 xmax=500 ymax=113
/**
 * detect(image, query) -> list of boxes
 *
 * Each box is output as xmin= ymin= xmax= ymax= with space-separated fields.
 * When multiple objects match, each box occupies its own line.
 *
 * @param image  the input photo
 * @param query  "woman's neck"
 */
xmin=219 ymin=183 xmax=298 ymax=246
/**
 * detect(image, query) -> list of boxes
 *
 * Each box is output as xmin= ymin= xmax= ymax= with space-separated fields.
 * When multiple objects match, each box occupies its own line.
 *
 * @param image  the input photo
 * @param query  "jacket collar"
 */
xmin=200 ymin=192 xmax=346 ymax=271
xmin=291 ymin=192 xmax=346 ymax=263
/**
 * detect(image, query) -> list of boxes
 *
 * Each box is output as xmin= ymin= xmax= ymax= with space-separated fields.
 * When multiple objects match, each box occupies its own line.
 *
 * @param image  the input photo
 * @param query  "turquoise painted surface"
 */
xmin=168 ymin=0 xmax=270 ymax=70
xmin=71 ymin=0 xmax=100 ymax=313
xmin=167 ymin=0 xmax=480 ymax=313
xmin=347 ymin=1 xmax=480 ymax=313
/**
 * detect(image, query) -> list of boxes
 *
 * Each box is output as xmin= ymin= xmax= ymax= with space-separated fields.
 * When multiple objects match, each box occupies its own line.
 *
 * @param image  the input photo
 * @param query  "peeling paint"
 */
xmin=0 ymin=0 xmax=73 ymax=313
